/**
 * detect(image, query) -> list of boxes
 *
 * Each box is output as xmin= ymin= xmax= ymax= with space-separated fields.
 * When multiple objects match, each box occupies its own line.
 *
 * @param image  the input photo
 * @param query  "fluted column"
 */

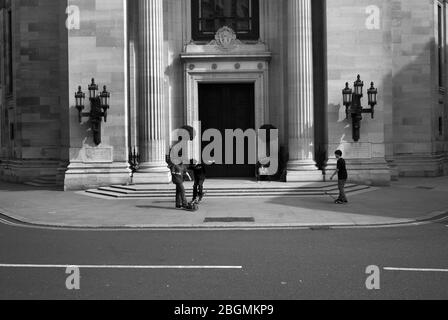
xmin=135 ymin=0 xmax=170 ymax=183
xmin=286 ymin=0 xmax=321 ymax=182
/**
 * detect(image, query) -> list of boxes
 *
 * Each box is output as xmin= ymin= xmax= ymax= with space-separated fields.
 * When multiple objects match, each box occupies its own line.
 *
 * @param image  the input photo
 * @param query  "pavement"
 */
xmin=0 ymin=177 xmax=447 ymax=229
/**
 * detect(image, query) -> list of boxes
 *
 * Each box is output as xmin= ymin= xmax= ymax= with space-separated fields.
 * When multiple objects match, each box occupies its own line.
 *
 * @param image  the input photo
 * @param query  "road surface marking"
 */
xmin=384 ymin=267 xmax=448 ymax=273
xmin=0 ymin=264 xmax=243 ymax=270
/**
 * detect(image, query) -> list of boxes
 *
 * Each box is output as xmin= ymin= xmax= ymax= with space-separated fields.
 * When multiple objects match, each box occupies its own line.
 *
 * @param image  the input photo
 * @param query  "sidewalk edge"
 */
xmin=0 ymin=208 xmax=447 ymax=230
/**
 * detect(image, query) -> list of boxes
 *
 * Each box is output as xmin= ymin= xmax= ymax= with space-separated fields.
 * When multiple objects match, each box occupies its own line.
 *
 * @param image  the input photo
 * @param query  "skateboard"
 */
xmin=324 ymin=191 xmax=347 ymax=204
xmin=184 ymin=200 xmax=199 ymax=212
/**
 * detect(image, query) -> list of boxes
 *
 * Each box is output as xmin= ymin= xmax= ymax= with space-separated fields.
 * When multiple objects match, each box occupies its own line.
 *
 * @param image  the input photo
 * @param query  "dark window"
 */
xmin=192 ymin=0 xmax=259 ymax=41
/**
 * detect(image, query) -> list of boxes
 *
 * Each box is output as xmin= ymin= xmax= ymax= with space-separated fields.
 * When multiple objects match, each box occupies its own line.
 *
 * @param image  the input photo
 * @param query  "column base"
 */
xmin=63 ymin=162 xmax=132 ymax=191
xmin=0 ymin=159 xmax=60 ymax=184
xmin=287 ymin=160 xmax=323 ymax=182
xmin=391 ymin=154 xmax=445 ymax=178
xmin=132 ymin=171 xmax=171 ymax=184
xmin=133 ymin=162 xmax=171 ymax=184
xmin=324 ymin=159 xmax=391 ymax=186
xmin=444 ymin=154 xmax=448 ymax=176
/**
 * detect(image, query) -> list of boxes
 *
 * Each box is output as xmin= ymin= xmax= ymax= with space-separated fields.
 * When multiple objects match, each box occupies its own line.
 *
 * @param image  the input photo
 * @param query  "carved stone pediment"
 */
xmin=182 ymin=26 xmax=270 ymax=58
xmin=208 ymin=26 xmax=243 ymax=51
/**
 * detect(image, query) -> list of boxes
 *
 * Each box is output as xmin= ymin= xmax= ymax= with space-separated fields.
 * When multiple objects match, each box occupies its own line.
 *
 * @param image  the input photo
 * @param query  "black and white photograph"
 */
xmin=0 ymin=0 xmax=448 ymax=307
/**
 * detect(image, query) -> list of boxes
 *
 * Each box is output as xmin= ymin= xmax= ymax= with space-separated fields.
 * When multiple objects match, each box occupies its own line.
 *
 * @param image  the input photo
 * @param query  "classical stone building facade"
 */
xmin=0 ymin=0 xmax=447 ymax=190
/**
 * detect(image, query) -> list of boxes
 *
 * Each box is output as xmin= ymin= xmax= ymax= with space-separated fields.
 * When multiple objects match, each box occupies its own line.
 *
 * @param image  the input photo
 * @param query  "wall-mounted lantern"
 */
xmin=342 ymin=75 xmax=378 ymax=142
xmin=128 ymin=147 xmax=140 ymax=185
xmin=75 ymin=78 xmax=110 ymax=145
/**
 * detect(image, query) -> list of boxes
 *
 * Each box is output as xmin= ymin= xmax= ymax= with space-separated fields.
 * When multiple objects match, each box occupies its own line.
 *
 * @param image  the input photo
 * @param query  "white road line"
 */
xmin=384 ymin=267 xmax=448 ymax=273
xmin=0 ymin=264 xmax=242 ymax=270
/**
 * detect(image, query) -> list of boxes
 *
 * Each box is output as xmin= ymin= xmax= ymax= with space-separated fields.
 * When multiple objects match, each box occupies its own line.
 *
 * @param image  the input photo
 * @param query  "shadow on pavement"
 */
xmin=265 ymin=187 xmax=448 ymax=219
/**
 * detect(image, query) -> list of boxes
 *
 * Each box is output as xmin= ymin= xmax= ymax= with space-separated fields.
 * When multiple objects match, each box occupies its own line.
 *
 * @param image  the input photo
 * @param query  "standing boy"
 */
xmin=189 ymin=159 xmax=206 ymax=203
xmin=330 ymin=150 xmax=348 ymax=204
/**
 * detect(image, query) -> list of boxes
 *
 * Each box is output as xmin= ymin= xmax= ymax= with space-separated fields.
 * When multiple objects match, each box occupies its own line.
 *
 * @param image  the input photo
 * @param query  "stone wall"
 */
xmin=0 ymin=1 xmax=7 ymax=159
xmin=63 ymin=0 xmax=130 ymax=190
xmin=325 ymin=0 xmax=447 ymax=182
xmin=0 ymin=0 xmax=67 ymax=183
xmin=326 ymin=0 xmax=393 ymax=185
xmin=390 ymin=0 xmax=447 ymax=177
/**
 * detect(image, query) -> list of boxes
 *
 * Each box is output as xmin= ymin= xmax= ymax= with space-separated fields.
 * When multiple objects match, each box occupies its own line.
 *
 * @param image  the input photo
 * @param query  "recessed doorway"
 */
xmin=198 ymin=83 xmax=256 ymax=178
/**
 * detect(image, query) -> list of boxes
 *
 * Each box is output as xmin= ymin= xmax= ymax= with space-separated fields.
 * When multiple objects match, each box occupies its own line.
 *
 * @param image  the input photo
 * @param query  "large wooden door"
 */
xmin=199 ymin=83 xmax=256 ymax=178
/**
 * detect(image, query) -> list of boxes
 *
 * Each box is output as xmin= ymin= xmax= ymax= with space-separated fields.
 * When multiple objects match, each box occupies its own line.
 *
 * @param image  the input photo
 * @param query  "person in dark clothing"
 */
xmin=330 ymin=150 xmax=348 ymax=204
xmin=189 ymin=159 xmax=206 ymax=203
xmin=166 ymin=152 xmax=191 ymax=209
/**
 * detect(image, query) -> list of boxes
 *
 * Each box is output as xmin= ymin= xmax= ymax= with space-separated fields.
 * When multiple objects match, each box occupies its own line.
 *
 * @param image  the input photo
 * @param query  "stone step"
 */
xmin=99 ymin=184 xmax=360 ymax=194
xmin=85 ymin=184 xmax=371 ymax=199
xmin=87 ymin=191 xmax=332 ymax=199
xmin=95 ymin=185 xmax=363 ymax=196
xmin=110 ymin=182 xmax=346 ymax=192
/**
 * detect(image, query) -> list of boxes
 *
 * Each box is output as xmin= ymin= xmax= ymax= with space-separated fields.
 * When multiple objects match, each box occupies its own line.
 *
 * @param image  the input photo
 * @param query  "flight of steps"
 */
xmin=85 ymin=181 xmax=372 ymax=200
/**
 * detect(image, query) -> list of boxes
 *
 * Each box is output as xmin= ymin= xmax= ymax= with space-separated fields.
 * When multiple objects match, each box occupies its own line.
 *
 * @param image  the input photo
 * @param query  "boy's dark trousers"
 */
xmin=172 ymin=174 xmax=187 ymax=208
xmin=338 ymin=179 xmax=347 ymax=202
xmin=193 ymin=177 xmax=205 ymax=201
xmin=175 ymin=181 xmax=187 ymax=208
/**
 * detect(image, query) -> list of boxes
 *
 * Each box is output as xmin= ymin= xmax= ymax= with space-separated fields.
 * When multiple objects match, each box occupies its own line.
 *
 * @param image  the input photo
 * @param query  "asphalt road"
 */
xmin=0 ymin=219 xmax=448 ymax=300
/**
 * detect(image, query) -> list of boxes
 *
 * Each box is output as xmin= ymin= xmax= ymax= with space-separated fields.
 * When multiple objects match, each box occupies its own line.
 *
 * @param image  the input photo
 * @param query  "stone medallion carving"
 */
xmin=209 ymin=26 xmax=242 ymax=51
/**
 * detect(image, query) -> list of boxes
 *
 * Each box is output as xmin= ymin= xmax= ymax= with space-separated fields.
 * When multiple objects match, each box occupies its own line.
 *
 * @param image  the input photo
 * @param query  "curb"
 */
xmin=0 ymin=208 xmax=447 ymax=231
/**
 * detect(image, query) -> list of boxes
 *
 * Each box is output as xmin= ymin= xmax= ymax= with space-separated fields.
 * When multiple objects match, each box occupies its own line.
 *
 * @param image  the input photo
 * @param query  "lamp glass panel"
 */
xmin=101 ymin=95 xmax=109 ymax=107
xmin=369 ymin=92 xmax=377 ymax=105
xmin=343 ymin=93 xmax=350 ymax=104
xmin=76 ymin=94 xmax=84 ymax=107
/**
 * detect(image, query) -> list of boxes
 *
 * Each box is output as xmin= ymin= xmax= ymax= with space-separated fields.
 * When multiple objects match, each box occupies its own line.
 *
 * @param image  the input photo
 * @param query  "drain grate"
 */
xmin=204 ymin=217 xmax=255 ymax=223
xmin=310 ymin=226 xmax=332 ymax=231
xmin=416 ymin=186 xmax=435 ymax=190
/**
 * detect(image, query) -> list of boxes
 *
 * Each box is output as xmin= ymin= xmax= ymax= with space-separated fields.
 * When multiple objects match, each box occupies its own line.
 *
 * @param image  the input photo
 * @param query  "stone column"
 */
xmin=134 ymin=0 xmax=170 ymax=183
xmin=286 ymin=0 xmax=321 ymax=182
